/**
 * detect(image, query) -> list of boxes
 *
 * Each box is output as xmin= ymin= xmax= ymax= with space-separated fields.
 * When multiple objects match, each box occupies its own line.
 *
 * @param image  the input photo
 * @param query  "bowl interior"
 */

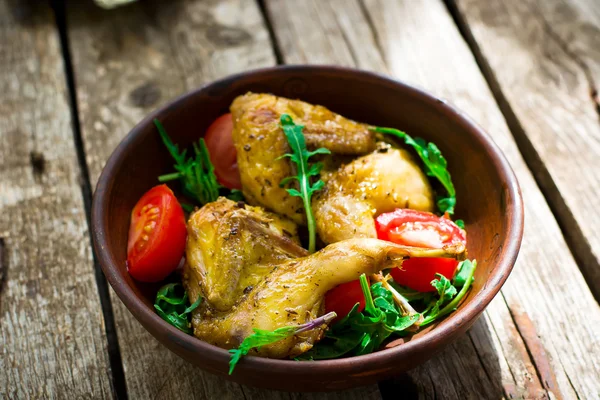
xmin=94 ymin=66 xmax=521 ymax=389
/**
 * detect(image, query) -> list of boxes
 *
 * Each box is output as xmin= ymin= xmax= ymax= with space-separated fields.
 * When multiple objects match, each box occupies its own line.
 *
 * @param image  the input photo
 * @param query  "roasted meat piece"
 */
xmin=184 ymin=197 xmax=307 ymax=311
xmin=186 ymin=236 xmax=464 ymax=358
xmin=230 ymin=92 xmax=376 ymax=224
xmin=313 ymin=144 xmax=435 ymax=244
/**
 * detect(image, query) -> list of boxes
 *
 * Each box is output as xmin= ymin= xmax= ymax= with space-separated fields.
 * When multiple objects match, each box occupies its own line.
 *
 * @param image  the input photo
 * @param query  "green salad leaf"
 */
xmin=371 ymin=126 xmax=456 ymax=214
xmin=302 ymin=259 xmax=477 ymax=360
xmin=421 ymin=260 xmax=477 ymax=327
xmin=154 ymin=119 xmax=243 ymax=206
xmin=278 ymin=114 xmax=330 ymax=253
xmin=228 ymin=311 xmax=337 ymax=374
xmin=299 ymin=274 xmax=420 ymax=360
xmin=153 ymin=283 xmax=202 ymax=334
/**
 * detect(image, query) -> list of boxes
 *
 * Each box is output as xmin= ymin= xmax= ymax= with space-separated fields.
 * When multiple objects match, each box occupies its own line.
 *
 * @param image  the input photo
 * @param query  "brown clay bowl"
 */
xmin=91 ymin=65 xmax=524 ymax=391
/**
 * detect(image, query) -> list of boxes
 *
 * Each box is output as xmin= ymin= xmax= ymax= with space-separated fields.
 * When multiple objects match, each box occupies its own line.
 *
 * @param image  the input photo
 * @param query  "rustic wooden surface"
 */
xmin=451 ymin=0 xmax=600 ymax=300
xmin=265 ymin=0 xmax=600 ymax=399
xmin=0 ymin=0 xmax=112 ymax=398
xmin=2 ymin=0 xmax=600 ymax=398
xmin=67 ymin=0 xmax=379 ymax=399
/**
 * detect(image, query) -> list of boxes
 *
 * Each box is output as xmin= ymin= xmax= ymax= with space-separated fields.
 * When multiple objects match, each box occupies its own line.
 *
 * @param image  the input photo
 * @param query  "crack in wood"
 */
xmin=0 ymin=238 xmax=7 ymax=301
xmin=358 ymin=0 xmax=386 ymax=65
xmin=256 ymin=0 xmax=284 ymax=64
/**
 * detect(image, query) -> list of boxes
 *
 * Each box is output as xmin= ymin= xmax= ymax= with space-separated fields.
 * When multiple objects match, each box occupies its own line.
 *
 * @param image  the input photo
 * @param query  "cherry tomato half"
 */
xmin=127 ymin=185 xmax=187 ymax=282
xmin=375 ymin=209 xmax=466 ymax=292
xmin=204 ymin=113 xmax=241 ymax=190
xmin=325 ymin=279 xmax=367 ymax=323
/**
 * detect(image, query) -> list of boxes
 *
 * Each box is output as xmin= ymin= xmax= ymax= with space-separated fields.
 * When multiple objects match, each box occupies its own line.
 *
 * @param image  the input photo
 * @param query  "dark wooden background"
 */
xmin=1 ymin=0 xmax=599 ymax=398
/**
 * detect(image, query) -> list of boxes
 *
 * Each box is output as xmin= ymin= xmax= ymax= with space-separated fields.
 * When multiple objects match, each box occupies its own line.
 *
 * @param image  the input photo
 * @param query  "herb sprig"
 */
xmin=302 ymin=260 xmax=476 ymax=359
xmin=372 ymin=126 xmax=456 ymax=214
xmin=299 ymin=274 xmax=420 ymax=360
xmin=278 ymin=114 xmax=330 ymax=253
xmin=228 ymin=311 xmax=337 ymax=374
xmin=154 ymin=283 xmax=202 ymax=334
xmin=155 ymin=119 xmax=242 ymax=206
xmin=421 ymin=259 xmax=477 ymax=327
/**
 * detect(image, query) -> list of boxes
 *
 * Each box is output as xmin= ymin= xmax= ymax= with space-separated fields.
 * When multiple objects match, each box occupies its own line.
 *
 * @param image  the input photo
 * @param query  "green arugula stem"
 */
xmin=278 ymin=114 xmax=329 ymax=253
xmin=303 ymin=179 xmax=317 ymax=253
xmin=158 ymin=172 xmax=182 ymax=182
xmin=359 ymin=274 xmax=376 ymax=314
xmin=420 ymin=260 xmax=477 ymax=327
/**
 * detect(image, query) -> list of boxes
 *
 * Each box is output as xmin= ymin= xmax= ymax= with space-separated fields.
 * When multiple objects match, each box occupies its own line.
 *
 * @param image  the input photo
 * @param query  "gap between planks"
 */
xmin=48 ymin=0 xmax=128 ymax=398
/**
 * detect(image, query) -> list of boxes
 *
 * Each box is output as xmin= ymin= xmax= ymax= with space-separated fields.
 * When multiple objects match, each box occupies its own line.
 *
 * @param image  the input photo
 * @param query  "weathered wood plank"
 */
xmin=0 ymin=0 xmax=112 ymax=398
xmin=451 ymin=0 xmax=600 ymax=299
xmin=265 ymin=0 xmax=600 ymax=398
xmin=67 ymin=0 xmax=382 ymax=398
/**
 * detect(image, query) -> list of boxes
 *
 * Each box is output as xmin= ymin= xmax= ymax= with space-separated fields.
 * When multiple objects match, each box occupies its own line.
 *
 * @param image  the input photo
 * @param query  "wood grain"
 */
xmin=265 ymin=0 xmax=600 ymax=398
xmin=451 ymin=0 xmax=600 ymax=299
xmin=0 ymin=0 xmax=112 ymax=397
xmin=68 ymin=0 xmax=381 ymax=398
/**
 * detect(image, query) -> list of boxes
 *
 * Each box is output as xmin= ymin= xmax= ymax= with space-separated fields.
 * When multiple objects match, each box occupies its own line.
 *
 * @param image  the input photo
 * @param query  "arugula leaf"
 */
xmin=278 ymin=114 xmax=330 ymax=253
xmin=302 ymin=261 xmax=477 ymax=360
xmin=371 ymin=282 xmax=420 ymax=332
xmin=421 ymin=260 xmax=477 ymax=327
xmin=155 ymin=119 xmax=237 ymax=206
xmin=372 ymin=126 xmax=456 ymax=214
xmin=453 ymin=259 xmax=475 ymax=288
xmin=154 ymin=283 xmax=202 ymax=334
xmin=429 ymin=274 xmax=458 ymax=317
xmin=304 ymin=274 xmax=422 ymax=360
xmin=228 ymin=311 xmax=336 ymax=374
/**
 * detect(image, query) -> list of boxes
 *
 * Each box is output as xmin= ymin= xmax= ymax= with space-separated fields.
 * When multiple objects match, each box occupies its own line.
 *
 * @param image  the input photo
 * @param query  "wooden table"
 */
xmin=1 ymin=0 xmax=599 ymax=398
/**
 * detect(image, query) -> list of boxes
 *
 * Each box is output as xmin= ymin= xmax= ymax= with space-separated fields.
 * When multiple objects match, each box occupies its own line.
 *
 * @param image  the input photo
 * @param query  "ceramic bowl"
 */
xmin=92 ymin=65 xmax=523 ymax=391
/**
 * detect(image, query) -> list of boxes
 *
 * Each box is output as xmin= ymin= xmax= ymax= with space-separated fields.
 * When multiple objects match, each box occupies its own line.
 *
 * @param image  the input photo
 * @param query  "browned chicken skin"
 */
xmin=314 ymin=143 xmax=435 ymax=244
xmin=231 ymin=92 xmax=376 ymax=224
xmin=184 ymin=198 xmax=306 ymax=311
xmin=185 ymin=227 xmax=464 ymax=358
xmin=180 ymin=95 xmax=457 ymax=360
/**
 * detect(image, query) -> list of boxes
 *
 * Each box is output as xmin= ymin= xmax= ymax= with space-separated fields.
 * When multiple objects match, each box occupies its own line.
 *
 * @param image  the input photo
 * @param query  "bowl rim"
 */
xmin=92 ymin=64 xmax=524 ymax=376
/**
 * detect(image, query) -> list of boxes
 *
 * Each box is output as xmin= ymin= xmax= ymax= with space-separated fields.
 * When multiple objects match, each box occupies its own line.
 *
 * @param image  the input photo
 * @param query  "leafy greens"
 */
xmin=228 ymin=311 xmax=337 ymax=374
xmin=154 ymin=283 xmax=202 ymax=334
xmin=371 ymin=126 xmax=456 ymax=214
xmin=299 ymin=274 xmax=420 ymax=360
xmin=302 ymin=260 xmax=477 ymax=359
xmin=421 ymin=259 xmax=477 ymax=327
xmin=278 ymin=114 xmax=330 ymax=253
xmin=154 ymin=119 xmax=242 ymax=206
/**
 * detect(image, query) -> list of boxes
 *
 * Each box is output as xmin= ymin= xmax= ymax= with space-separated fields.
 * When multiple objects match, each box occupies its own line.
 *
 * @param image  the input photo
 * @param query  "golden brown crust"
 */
xmin=231 ymin=92 xmax=376 ymax=224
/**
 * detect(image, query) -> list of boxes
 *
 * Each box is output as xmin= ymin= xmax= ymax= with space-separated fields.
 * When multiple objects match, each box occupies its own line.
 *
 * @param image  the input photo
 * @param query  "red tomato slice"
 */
xmin=204 ymin=113 xmax=241 ymax=189
xmin=325 ymin=279 xmax=366 ymax=323
xmin=127 ymin=185 xmax=187 ymax=282
xmin=390 ymin=258 xmax=459 ymax=292
xmin=375 ymin=209 xmax=466 ymax=292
